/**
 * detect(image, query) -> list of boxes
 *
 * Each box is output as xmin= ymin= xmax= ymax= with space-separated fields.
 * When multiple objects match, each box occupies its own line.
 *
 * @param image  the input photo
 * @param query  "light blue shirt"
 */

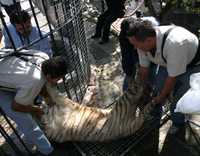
xmin=3 ymin=24 xmax=52 ymax=57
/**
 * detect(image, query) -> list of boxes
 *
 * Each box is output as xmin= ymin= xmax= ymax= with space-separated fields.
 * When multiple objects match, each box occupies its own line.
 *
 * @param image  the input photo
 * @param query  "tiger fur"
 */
xmin=33 ymin=0 xmax=156 ymax=142
xmin=41 ymin=80 xmax=155 ymax=142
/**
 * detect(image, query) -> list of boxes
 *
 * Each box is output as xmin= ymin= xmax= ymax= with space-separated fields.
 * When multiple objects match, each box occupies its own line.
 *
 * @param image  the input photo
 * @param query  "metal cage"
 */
xmin=0 ymin=0 xmax=90 ymax=155
xmin=0 ymin=0 xmax=90 ymax=102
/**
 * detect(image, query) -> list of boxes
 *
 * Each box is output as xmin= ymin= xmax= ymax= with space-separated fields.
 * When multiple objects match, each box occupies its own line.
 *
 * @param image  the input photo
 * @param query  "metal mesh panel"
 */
xmin=49 ymin=0 xmax=91 ymax=101
xmin=0 ymin=0 xmax=90 ymax=155
xmin=0 ymin=0 xmax=90 ymax=102
xmin=74 ymin=112 xmax=170 ymax=156
xmin=0 ymin=108 xmax=33 ymax=156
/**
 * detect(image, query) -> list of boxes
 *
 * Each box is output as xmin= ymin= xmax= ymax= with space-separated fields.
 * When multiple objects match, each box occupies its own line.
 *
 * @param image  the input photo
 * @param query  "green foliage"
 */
xmin=162 ymin=0 xmax=200 ymax=13
xmin=181 ymin=0 xmax=200 ymax=13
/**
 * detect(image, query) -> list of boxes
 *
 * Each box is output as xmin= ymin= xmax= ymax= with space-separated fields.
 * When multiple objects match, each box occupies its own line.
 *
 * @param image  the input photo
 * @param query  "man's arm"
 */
xmin=153 ymin=76 xmax=176 ymax=104
xmin=11 ymin=101 xmax=44 ymax=118
xmin=39 ymin=86 xmax=55 ymax=106
xmin=139 ymin=65 xmax=150 ymax=83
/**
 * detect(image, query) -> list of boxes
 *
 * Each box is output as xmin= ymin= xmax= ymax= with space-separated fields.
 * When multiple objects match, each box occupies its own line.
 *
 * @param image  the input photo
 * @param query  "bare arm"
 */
xmin=11 ymin=86 xmax=47 ymax=117
xmin=153 ymin=76 xmax=176 ymax=104
xmin=40 ymin=85 xmax=55 ymax=106
xmin=139 ymin=66 xmax=150 ymax=84
xmin=11 ymin=101 xmax=43 ymax=118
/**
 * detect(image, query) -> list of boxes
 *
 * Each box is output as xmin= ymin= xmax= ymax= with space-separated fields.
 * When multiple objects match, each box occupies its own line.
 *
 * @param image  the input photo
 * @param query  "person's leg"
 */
xmin=123 ymin=75 xmax=129 ymax=92
xmin=92 ymin=11 xmax=109 ymax=38
xmin=2 ymin=2 xmax=21 ymax=17
xmin=168 ymin=69 xmax=191 ymax=135
xmin=0 ymin=90 xmax=54 ymax=155
xmin=137 ymin=65 xmax=166 ymax=156
xmin=101 ymin=12 xmax=119 ymax=42
xmin=123 ymin=74 xmax=137 ymax=92
xmin=170 ymin=80 xmax=186 ymax=127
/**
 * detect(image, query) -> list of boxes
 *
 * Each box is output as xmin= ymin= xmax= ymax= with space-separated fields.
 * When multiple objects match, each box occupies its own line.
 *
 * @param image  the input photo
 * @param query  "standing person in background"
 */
xmin=2 ymin=10 xmax=52 ymax=57
xmin=0 ymin=0 xmax=21 ymax=42
xmin=119 ymin=18 xmax=138 ymax=91
xmin=0 ymin=0 xmax=21 ymax=23
xmin=119 ymin=15 xmax=159 ymax=91
xmin=91 ymin=0 xmax=126 ymax=44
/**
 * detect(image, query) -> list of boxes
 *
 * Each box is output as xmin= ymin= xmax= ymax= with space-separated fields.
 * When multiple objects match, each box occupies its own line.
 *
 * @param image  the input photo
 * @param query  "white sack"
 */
xmin=175 ymin=72 xmax=200 ymax=115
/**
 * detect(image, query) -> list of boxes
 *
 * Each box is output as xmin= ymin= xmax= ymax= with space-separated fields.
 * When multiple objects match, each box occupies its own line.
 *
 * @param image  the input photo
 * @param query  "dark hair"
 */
xmin=41 ymin=56 xmax=69 ymax=78
xmin=126 ymin=19 xmax=156 ymax=41
xmin=120 ymin=17 xmax=137 ymax=39
xmin=10 ymin=10 xmax=31 ymax=25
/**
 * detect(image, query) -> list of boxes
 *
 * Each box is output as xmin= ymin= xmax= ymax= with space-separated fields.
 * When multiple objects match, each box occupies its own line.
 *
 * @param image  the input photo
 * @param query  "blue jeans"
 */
xmin=0 ymin=90 xmax=54 ymax=155
xmin=152 ymin=65 xmax=200 ymax=126
xmin=149 ymin=65 xmax=183 ymax=124
xmin=123 ymin=63 xmax=164 ymax=118
xmin=123 ymin=75 xmax=131 ymax=92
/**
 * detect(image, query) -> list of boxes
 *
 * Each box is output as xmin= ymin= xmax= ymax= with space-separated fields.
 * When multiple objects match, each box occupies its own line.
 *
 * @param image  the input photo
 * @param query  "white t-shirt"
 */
xmin=141 ymin=16 xmax=159 ymax=27
xmin=138 ymin=26 xmax=199 ymax=77
xmin=0 ymin=49 xmax=49 ymax=105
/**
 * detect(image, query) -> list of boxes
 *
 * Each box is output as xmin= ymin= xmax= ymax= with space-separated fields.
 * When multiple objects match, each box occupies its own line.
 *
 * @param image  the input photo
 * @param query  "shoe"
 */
xmin=91 ymin=34 xmax=100 ymax=39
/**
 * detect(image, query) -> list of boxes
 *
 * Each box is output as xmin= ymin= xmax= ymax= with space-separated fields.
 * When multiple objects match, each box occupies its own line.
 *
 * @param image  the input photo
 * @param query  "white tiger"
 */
xmin=41 ymin=80 xmax=155 ymax=142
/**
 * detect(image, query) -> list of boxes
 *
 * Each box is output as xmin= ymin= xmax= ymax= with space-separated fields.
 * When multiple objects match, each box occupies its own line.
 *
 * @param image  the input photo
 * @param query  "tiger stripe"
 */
xmin=42 ymin=80 xmax=155 ymax=142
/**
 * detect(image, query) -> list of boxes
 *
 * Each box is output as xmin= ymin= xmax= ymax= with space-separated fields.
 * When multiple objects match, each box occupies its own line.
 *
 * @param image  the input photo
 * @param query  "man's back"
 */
xmin=0 ymin=49 xmax=48 ymax=104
